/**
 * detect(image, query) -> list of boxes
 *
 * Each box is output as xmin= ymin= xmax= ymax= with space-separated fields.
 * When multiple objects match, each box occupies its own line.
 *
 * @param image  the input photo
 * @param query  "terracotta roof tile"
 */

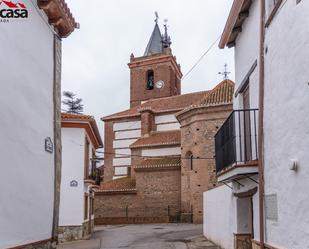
xmin=176 ymin=80 xmax=234 ymax=117
xmin=130 ymin=130 xmax=181 ymax=148
xmin=98 ymin=177 xmax=136 ymax=191
xmin=38 ymin=0 xmax=77 ymax=38
xmin=102 ymin=91 xmax=209 ymax=120
xmin=61 ymin=113 xmax=94 ymax=121
xmin=135 ymin=157 xmax=181 ymax=169
xmin=197 ymin=79 xmax=234 ymax=106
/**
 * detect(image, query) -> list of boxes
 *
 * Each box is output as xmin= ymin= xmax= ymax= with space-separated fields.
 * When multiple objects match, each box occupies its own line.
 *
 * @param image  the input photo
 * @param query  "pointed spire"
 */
xmin=144 ymin=13 xmax=164 ymax=56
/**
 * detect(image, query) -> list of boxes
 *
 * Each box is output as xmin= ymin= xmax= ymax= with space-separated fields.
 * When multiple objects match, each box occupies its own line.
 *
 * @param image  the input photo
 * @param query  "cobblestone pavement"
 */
xmin=57 ymin=223 xmax=219 ymax=249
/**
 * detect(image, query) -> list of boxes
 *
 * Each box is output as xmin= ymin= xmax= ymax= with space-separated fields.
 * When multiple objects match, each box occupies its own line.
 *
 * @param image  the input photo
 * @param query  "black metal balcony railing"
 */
xmin=215 ymin=109 xmax=259 ymax=173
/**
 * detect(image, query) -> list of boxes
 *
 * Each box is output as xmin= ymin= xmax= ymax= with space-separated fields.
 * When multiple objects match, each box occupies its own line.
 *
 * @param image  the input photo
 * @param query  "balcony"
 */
xmin=215 ymin=109 xmax=259 ymax=182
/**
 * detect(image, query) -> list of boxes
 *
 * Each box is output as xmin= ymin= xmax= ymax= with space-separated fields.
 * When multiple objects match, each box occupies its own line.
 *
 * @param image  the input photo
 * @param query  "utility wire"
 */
xmin=182 ymin=34 xmax=221 ymax=80
xmin=95 ymin=151 xmax=214 ymax=160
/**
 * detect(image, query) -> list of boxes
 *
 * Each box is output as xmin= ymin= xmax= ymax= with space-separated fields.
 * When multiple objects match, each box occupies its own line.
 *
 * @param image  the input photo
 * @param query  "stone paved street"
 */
xmin=57 ymin=224 xmax=219 ymax=249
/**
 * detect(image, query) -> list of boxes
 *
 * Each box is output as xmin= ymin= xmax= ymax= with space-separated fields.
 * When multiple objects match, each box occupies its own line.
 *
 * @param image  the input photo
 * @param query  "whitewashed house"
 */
xmin=0 ymin=1 xmax=76 ymax=248
xmin=203 ymin=1 xmax=309 ymax=249
xmin=59 ymin=113 xmax=103 ymax=242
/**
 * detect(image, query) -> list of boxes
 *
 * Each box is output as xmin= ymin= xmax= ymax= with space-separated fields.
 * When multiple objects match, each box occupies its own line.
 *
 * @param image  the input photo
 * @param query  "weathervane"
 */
xmin=162 ymin=18 xmax=171 ymax=48
xmin=155 ymin=11 xmax=159 ymax=23
xmin=218 ymin=63 xmax=231 ymax=80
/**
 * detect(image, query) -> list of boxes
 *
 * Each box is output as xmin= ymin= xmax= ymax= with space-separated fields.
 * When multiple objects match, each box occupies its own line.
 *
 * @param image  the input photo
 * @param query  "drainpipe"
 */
xmin=258 ymin=0 xmax=266 ymax=248
xmin=51 ymin=34 xmax=62 ymax=248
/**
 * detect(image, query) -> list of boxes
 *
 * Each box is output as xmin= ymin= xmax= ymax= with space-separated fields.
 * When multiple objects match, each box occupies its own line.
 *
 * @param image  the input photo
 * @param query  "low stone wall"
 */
xmin=252 ymin=240 xmax=280 ymax=249
xmin=58 ymin=226 xmax=83 ymax=243
xmin=234 ymin=233 xmax=252 ymax=249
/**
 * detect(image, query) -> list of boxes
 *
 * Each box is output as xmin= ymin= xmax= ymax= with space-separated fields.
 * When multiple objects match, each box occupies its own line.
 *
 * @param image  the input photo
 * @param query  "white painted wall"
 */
xmin=234 ymin=0 xmax=260 ymax=110
xmin=155 ymin=114 xmax=178 ymax=124
xmin=113 ymin=157 xmax=131 ymax=166
xmin=115 ymin=129 xmax=141 ymax=139
xmin=157 ymin=123 xmax=180 ymax=131
xmin=204 ymin=177 xmax=259 ymax=249
xmin=113 ymin=121 xmax=141 ymax=131
xmin=155 ymin=114 xmax=180 ymax=131
xmin=112 ymin=122 xmax=142 ymax=177
xmin=113 ymin=139 xmax=137 ymax=149
xmin=59 ymin=128 xmax=85 ymax=226
xmin=114 ymin=167 xmax=128 ymax=175
xmin=115 ymin=148 xmax=131 ymax=157
xmin=141 ymin=147 xmax=181 ymax=157
xmin=203 ymin=186 xmax=236 ymax=249
xmin=234 ymin=0 xmax=259 ymax=91
xmin=263 ymin=1 xmax=309 ymax=248
xmin=0 ymin=3 xmax=56 ymax=248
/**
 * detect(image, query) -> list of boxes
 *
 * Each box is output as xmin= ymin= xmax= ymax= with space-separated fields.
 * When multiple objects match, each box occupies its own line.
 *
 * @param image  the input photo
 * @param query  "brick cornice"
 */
xmin=176 ymin=103 xmax=233 ymax=124
xmin=128 ymin=54 xmax=182 ymax=79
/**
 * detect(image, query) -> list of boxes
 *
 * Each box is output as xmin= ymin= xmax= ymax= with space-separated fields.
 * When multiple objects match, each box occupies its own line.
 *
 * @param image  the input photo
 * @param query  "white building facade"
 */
xmin=0 ymin=1 xmax=76 ymax=248
xmin=204 ymin=1 xmax=309 ymax=249
xmin=59 ymin=113 xmax=103 ymax=243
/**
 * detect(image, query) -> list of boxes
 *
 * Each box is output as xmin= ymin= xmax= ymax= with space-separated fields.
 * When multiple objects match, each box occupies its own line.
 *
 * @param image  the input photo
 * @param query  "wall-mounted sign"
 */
xmin=70 ymin=180 xmax=78 ymax=187
xmin=265 ymin=194 xmax=278 ymax=221
xmin=45 ymin=137 xmax=53 ymax=154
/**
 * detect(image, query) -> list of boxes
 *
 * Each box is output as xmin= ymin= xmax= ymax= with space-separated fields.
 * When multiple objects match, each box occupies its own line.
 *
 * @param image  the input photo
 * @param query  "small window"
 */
xmin=146 ymin=70 xmax=154 ymax=90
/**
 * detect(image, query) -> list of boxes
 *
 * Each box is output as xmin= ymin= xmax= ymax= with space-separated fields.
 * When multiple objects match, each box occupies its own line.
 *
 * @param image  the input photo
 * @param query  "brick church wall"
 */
xmin=103 ymin=120 xmax=115 ymax=181
xmin=178 ymin=105 xmax=233 ymax=223
xmin=94 ymin=168 xmax=181 ymax=224
xmin=135 ymin=168 xmax=181 ymax=217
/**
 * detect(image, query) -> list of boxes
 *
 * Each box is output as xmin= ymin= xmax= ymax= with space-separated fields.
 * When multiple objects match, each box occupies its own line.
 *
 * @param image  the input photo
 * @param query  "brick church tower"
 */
xmin=128 ymin=20 xmax=182 ymax=107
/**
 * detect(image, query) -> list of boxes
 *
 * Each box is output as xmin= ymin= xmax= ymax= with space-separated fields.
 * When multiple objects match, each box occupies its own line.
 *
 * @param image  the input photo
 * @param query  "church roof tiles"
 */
xmin=176 ymin=80 xmax=234 ymax=117
xmin=96 ymin=177 xmax=136 ymax=193
xmin=130 ymin=130 xmax=181 ymax=148
xmin=134 ymin=157 xmax=181 ymax=170
xmin=102 ymin=91 xmax=209 ymax=121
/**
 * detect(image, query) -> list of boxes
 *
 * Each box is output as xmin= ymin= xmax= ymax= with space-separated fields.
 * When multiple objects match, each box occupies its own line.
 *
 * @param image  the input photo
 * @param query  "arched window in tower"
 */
xmin=146 ymin=70 xmax=154 ymax=90
xmin=185 ymin=151 xmax=193 ymax=171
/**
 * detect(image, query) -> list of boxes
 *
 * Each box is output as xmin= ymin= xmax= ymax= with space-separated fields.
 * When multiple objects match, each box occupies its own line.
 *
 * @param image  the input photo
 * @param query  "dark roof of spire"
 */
xmin=144 ymin=23 xmax=163 ymax=56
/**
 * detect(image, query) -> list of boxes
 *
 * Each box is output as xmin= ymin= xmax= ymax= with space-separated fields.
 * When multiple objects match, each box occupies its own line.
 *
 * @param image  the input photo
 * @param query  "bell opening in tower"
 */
xmin=146 ymin=70 xmax=154 ymax=90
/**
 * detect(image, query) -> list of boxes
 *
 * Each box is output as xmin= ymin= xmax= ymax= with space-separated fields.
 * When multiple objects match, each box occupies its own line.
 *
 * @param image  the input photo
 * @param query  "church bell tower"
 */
xmin=128 ymin=16 xmax=183 ymax=108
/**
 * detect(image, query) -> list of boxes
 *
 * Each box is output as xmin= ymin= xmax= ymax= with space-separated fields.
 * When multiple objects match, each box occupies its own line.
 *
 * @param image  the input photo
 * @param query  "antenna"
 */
xmin=218 ymin=63 xmax=231 ymax=80
xmin=155 ymin=11 xmax=159 ymax=23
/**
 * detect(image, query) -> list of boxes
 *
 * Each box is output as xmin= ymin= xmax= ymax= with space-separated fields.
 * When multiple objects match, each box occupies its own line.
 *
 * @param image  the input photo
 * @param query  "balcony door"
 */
xmin=243 ymin=85 xmax=252 ymax=162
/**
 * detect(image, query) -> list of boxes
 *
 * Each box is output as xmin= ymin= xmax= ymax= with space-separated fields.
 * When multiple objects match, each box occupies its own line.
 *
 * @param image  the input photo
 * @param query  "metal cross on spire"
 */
xmin=155 ymin=11 xmax=159 ymax=23
xmin=218 ymin=63 xmax=231 ymax=80
xmin=162 ymin=18 xmax=171 ymax=48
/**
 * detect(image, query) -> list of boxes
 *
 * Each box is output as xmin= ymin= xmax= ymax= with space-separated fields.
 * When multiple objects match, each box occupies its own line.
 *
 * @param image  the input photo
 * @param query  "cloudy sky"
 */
xmin=62 ymin=0 xmax=235 ymax=136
